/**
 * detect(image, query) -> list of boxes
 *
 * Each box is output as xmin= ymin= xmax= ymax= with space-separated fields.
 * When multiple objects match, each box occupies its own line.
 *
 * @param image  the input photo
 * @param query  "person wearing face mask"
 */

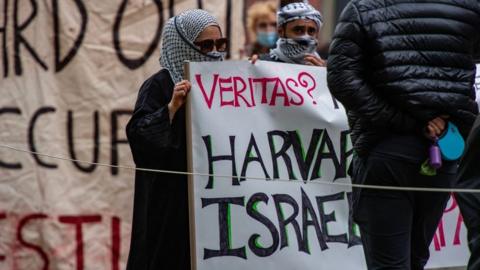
xmin=125 ymin=9 xmax=227 ymax=270
xmin=246 ymin=1 xmax=278 ymax=57
xmin=252 ymin=1 xmax=326 ymax=66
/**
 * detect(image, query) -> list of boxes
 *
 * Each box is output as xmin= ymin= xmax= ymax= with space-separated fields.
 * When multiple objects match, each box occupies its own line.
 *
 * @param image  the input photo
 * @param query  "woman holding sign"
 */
xmin=125 ymin=9 xmax=227 ymax=270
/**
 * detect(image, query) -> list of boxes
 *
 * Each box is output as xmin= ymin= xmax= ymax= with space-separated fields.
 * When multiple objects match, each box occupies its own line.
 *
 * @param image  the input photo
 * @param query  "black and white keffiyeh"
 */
xmin=270 ymin=36 xmax=319 ymax=64
xmin=277 ymin=2 xmax=323 ymax=29
xmin=160 ymin=9 xmax=225 ymax=83
xmin=270 ymin=2 xmax=323 ymax=64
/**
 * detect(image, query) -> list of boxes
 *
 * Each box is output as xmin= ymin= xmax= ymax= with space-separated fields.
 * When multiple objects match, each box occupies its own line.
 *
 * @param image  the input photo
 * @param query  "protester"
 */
xmin=245 ymin=0 xmax=278 ymax=57
xmin=125 ymin=9 xmax=227 ymax=270
xmin=252 ymin=1 xmax=326 ymax=66
xmin=327 ymin=1 xmax=480 ymax=269
xmin=456 ymin=115 xmax=480 ymax=270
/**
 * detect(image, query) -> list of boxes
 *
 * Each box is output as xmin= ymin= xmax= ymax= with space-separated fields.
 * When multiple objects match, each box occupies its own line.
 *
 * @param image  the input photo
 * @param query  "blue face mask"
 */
xmin=257 ymin=31 xmax=278 ymax=48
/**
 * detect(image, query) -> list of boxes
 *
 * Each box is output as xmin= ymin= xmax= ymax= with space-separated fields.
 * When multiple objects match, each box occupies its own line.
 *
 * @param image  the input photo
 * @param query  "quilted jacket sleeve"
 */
xmin=327 ymin=2 xmax=421 ymax=133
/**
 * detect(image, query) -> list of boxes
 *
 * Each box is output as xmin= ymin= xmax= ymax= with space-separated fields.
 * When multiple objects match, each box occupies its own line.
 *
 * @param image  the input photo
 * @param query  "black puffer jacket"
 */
xmin=327 ymin=0 xmax=480 ymax=157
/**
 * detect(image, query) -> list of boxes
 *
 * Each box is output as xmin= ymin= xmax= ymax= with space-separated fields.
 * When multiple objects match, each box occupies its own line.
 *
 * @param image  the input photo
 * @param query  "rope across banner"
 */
xmin=1 ymin=143 xmax=478 ymax=194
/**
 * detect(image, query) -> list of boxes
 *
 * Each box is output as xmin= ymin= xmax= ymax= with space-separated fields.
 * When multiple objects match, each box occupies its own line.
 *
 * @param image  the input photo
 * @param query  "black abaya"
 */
xmin=125 ymin=69 xmax=191 ymax=270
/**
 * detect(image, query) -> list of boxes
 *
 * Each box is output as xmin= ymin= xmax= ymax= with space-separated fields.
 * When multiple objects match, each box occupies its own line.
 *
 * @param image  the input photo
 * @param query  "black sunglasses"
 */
xmin=193 ymin=38 xmax=228 ymax=53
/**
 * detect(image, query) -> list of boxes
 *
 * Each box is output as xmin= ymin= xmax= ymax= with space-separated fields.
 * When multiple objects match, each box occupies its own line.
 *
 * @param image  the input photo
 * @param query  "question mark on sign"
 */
xmin=298 ymin=72 xmax=317 ymax=105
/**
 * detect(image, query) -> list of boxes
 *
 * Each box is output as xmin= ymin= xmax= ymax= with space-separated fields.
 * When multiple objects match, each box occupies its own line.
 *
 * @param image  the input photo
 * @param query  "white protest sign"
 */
xmin=186 ymin=61 xmax=471 ymax=270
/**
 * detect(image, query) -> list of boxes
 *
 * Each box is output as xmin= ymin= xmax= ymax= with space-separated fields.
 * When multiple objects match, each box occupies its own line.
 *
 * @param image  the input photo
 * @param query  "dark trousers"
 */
xmin=456 ymin=190 xmax=480 ymax=270
xmin=455 ymin=116 xmax=480 ymax=270
xmin=456 ymin=177 xmax=480 ymax=270
xmin=352 ymin=154 xmax=457 ymax=270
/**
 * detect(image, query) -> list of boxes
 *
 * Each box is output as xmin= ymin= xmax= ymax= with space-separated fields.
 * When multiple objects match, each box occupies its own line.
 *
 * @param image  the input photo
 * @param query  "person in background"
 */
xmin=125 ymin=9 xmax=227 ymax=270
xmin=245 ymin=0 xmax=278 ymax=57
xmin=252 ymin=0 xmax=326 ymax=66
xmin=327 ymin=0 xmax=479 ymax=269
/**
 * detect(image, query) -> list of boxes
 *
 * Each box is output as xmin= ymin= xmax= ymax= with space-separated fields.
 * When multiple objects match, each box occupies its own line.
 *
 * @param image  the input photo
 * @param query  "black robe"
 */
xmin=125 ymin=69 xmax=190 ymax=270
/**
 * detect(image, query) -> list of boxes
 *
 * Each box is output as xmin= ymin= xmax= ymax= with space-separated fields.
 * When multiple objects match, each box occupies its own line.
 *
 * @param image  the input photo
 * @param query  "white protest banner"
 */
xmin=186 ymin=60 xmax=471 ymax=270
xmin=0 ymin=1 xmax=244 ymax=269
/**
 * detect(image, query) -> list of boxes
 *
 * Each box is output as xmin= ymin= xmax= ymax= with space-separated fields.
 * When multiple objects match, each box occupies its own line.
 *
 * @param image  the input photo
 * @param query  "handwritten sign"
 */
xmin=186 ymin=61 xmax=471 ymax=270
xmin=195 ymin=71 xmax=338 ymax=108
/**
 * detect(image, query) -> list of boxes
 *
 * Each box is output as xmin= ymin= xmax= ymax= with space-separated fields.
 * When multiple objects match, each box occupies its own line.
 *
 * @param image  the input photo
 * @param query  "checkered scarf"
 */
xmin=160 ymin=9 xmax=224 ymax=83
xmin=270 ymin=36 xmax=319 ymax=64
xmin=277 ymin=2 xmax=323 ymax=29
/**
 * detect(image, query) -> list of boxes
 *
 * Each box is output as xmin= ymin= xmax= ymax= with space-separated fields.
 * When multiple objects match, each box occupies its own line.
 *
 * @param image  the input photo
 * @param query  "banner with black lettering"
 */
xmin=0 ymin=1 xmax=244 ymax=269
xmin=186 ymin=61 xmax=473 ymax=270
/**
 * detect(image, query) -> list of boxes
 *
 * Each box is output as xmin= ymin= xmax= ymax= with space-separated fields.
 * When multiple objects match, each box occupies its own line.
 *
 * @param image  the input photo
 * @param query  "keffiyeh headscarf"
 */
xmin=270 ymin=2 xmax=324 ymax=64
xmin=277 ymin=2 xmax=323 ymax=29
xmin=160 ymin=9 xmax=225 ymax=83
